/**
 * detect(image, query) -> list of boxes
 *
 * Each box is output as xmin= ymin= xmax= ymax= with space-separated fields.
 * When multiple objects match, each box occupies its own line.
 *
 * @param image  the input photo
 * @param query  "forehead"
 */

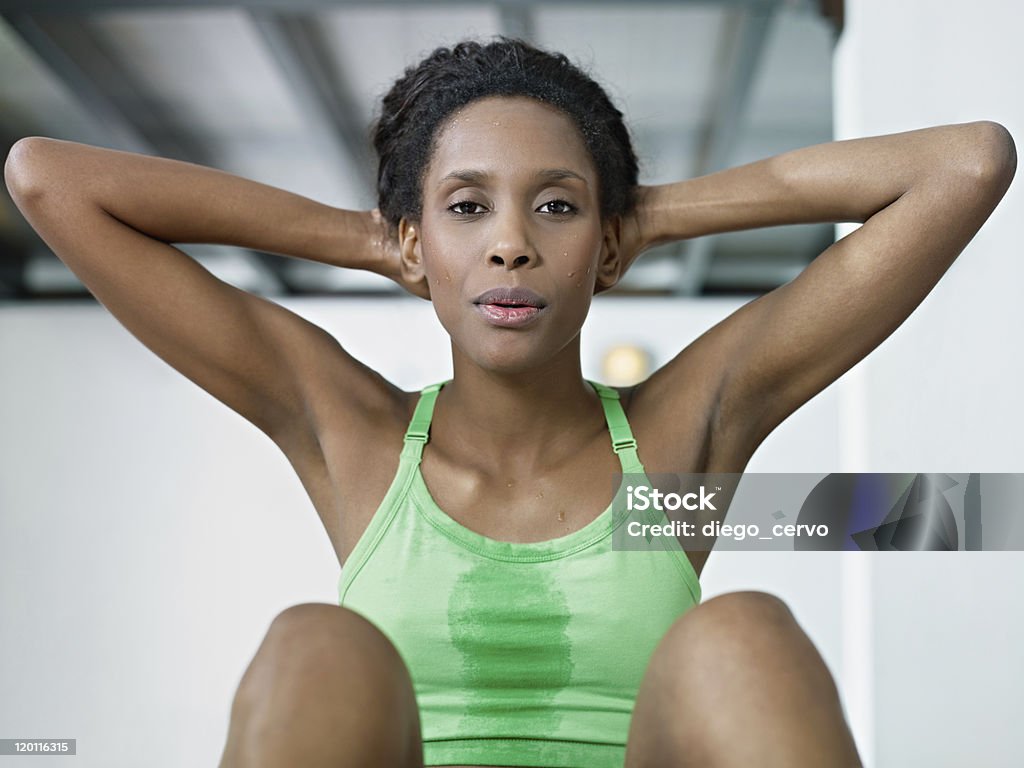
xmin=426 ymin=96 xmax=596 ymax=183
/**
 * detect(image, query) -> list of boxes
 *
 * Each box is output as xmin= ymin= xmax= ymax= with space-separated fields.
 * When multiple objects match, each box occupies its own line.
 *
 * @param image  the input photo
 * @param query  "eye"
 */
xmin=537 ymin=199 xmax=577 ymax=216
xmin=448 ymin=200 xmax=487 ymax=216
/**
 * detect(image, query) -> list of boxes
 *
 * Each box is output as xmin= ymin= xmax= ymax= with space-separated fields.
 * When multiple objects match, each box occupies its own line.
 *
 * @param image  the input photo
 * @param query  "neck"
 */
xmin=436 ymin=338 xmax=606 ymax=474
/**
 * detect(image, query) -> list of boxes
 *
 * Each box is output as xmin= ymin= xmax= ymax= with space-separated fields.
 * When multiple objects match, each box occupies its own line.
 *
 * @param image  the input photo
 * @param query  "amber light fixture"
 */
xmin=601 ymin=344 xmax=653 ymax=386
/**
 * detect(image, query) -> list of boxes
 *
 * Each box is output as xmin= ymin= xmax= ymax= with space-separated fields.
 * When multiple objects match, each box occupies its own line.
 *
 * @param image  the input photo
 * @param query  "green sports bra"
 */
xmin=338 ymin=379 xmax=701 ymax=768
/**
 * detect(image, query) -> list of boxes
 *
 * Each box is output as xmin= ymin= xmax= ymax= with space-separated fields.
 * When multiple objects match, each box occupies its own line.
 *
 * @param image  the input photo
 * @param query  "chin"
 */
xmin=463 ymin=338 xmax=551 ymax=375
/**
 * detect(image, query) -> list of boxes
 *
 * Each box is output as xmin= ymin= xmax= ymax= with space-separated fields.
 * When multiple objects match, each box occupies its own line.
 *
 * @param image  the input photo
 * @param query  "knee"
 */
xmin=265 ymin=603 xmax=404 ymax=667
xmin=651 ymin=590 xmax=834 ymax=689
xmin=665 ymin=590 xmax=797 ymax=649
xmin=698 ymin=589 xmax=794 ymax=622
xmin=233 ymin=603 xmax=412 ymax=713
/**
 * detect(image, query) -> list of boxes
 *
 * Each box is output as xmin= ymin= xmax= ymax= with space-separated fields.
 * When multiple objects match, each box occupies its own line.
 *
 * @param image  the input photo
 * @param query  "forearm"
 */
xmin=643 ymin=120 xmax=1016 ymax=244
xmin=4 ymin=137 xmax=376 ymax=270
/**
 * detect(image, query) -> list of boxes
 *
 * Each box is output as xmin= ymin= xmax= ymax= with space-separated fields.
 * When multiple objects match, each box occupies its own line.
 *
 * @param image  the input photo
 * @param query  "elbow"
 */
xmin=4 ymin=136 xmax=57 ymax=205
xmin=960 ymin=121 xmax=1017 ymax=184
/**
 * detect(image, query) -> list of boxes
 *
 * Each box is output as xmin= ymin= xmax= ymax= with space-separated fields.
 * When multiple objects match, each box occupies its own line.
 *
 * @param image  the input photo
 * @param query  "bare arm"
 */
xmin=3 ymin=137 xmax=417 ymax=452
xmin=624 ymin=121 xmax=1016 ymax=467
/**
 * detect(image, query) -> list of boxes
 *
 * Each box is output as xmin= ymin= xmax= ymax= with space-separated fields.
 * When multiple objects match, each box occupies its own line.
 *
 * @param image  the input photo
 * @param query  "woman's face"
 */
xmin=400 ymin=95 xmax=620 ymax=374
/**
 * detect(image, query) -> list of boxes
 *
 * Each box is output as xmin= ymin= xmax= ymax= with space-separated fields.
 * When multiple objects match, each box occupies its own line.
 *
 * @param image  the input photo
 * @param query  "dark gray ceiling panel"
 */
xmin=0 ymin=0 xmax=834 ymax=300
xmin=677 ymin=6 xmax=777 ymax=296
xmin=0 ymin=0 xmax=793 ymax=12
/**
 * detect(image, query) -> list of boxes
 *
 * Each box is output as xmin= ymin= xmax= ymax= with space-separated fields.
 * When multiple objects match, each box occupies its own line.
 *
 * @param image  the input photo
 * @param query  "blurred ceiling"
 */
xmin=0 ymin=0 xmax=840 ymax=300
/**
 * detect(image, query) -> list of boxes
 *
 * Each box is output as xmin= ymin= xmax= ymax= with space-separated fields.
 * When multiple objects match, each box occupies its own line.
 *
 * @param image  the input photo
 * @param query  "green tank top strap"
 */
xmin=585 ymin=379 xmax=645 ymax=475
xmin=402 ymin=379 xmax=644 ymax=473
xmin=401 ymin=380 xmax=448 ymax=461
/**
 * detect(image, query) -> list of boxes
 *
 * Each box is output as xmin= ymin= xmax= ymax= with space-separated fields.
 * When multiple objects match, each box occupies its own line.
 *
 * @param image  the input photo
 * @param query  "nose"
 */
xmin=487 ymin=209 xmax=536 ymax=269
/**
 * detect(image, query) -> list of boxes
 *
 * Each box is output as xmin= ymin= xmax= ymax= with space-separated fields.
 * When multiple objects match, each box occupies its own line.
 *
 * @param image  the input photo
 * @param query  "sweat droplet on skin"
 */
xmin=558 ymin=510 xmax=565 ymax=522
xmin=567 ymin=270 xmax=576 ymax=277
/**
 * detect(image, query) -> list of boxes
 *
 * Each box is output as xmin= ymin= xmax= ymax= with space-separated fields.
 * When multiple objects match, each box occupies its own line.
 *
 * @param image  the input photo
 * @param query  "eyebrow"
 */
xmin=436 ymin=168 xmax=589 ymax=188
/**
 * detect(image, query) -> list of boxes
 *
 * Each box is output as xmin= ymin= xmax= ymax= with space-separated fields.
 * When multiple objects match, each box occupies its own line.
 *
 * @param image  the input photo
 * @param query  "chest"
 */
xmin=416 ymin=436 xmax=624 ymax=545
xmin=305 ymin=388 xmax=716 ymax=568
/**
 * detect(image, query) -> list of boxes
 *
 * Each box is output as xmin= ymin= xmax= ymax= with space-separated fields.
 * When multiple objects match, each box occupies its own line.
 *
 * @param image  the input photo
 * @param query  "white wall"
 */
xmin=834 ymin=1 xmax=1024 ymax=766
xmin=0 ymin=296 xmax=847 ymax=766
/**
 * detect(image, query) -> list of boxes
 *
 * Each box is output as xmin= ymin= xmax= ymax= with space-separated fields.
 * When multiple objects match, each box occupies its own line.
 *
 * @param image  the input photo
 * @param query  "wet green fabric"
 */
xmin=338 ymin=380 xmax=701 ymax=767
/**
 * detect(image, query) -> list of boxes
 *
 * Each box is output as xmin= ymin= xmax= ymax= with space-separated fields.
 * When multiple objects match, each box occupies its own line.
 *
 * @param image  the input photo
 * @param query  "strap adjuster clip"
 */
xmin=404 ymin=432 xmax=429 ymax=443
xmin=612 ymin=437 xmax=637 ymax=452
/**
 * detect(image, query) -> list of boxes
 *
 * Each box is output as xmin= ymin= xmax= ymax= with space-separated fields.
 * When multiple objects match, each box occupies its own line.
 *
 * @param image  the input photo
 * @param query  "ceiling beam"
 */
xmin=674 ymin=4 xmax=777 ymax=296
xmin=499 ymin=3 xmax=535 ymax=43
xmin=247 ymin=11 xmax=376 ymax=196
xmin=1 ymin=13 xmax=155 ymax=155
xmin=2 ymin=12 xmax=218 ymax=163
xmin=1 ymin=12 xmax=292 ymax=295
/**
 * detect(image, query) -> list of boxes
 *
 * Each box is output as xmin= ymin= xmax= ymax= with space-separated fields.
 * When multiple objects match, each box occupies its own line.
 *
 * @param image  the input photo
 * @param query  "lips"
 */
xmin=472 ymin=286 xmax=548 ymax=328
xmin=473 ymin=286 xmax=547 ymax=309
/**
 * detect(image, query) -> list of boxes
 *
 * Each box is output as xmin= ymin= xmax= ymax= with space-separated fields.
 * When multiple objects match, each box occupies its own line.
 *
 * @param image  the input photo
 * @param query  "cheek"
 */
xmin=427 ymin=263 xmax=455 ymax=288
xmin=419 ymin=231 xmax=457 ymax=285
xmin=557 ymin=233 xmax=603 ymax=284
xmin=418 ymin=234 xmax=468 ymax=330
xmin=532 ymin=227 xmax=590 ymax=273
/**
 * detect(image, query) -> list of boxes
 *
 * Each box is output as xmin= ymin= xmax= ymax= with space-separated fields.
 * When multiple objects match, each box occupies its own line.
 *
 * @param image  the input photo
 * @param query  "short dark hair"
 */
xmin=371 ymin=37 xmax=639 ymax=231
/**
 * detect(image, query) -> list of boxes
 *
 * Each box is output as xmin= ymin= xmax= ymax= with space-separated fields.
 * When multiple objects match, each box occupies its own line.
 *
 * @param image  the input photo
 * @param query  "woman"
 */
xmin=4 ymin=37 xmax=1014 ymax=768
